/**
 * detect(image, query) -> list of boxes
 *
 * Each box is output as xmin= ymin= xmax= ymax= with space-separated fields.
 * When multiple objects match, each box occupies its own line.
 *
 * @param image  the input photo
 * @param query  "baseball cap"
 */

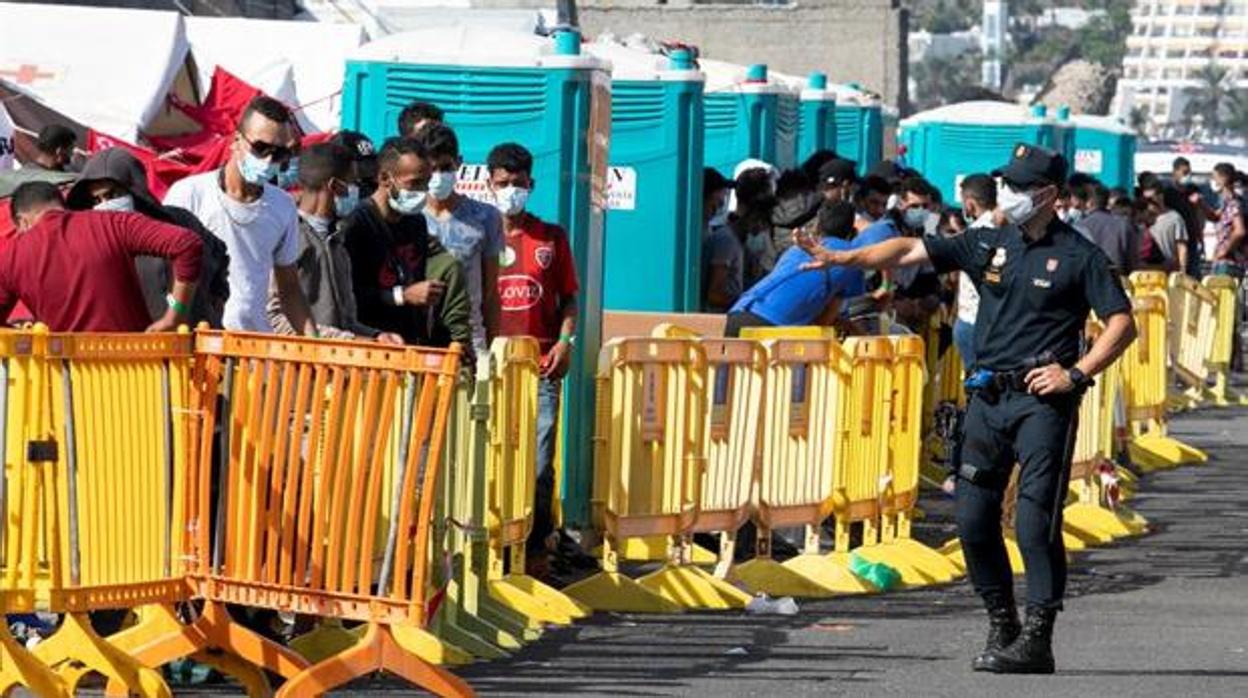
xmin=703 ymin=167 xmax=734 ymax=194
xmin=818 ymin=158 xmax=858 ymax=187
xmin=993 ymin=143 xmax=1068 ymax=189
xmin=332 ymin=130 xmax=379 ymax=181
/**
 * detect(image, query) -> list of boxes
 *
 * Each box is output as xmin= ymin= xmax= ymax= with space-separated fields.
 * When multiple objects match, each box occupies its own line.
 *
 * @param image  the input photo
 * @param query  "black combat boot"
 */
xmin=979 ymin=607 xmax=1057 ymax=675
xmin=971 ymin=600 xmax=1020 ymax=672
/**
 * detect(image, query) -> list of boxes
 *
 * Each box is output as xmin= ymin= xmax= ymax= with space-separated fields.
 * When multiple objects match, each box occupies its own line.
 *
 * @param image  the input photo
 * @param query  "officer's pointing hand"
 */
xmin=797 ymin=231 xmax=846 ymax=270
xmin=1025 ymin=363 xmax=1074 ymax=396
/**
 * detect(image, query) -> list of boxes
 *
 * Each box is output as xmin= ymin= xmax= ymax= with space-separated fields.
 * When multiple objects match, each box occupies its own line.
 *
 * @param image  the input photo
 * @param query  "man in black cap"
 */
xmin=331 ymin=130 xmax=380 ymax=198
xmin=817 ymin=158 xmax=858 ymax=206
xmin=798 ymin=143 xmax=1137 ymax=675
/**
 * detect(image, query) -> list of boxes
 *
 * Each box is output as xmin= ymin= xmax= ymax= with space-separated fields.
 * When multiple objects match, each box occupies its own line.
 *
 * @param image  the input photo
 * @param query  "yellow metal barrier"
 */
xmin=563 ymin=338 xmax=704 ymax=613
xmin=1202 ymin=275 xmax=1248 ymax=406
xmin=1064 ymin=323 xmax=1148 ymax=543
xmin=1120 ymin=296 xmax=1207 ymax=470
xmin=1166 ymin=274 xmax=1218 ymax=411
xmin=483 ymin=338 xmax=591 ymax=623
xmin=733 ymin=338 xmax=876 ymax=597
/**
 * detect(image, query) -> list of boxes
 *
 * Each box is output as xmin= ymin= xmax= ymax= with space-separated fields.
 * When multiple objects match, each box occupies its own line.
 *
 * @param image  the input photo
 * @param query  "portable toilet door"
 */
xmin=773 ymin=71 xmax=837 ymax=166
xmin=583 ymin=42 xmax=705 ymax=313
xmin=342 ymin=26 xmax=610 ymax=527
xmin=700 ymin=60 xmax=793 ymax=176
xmin=898 ymin=101 xmax=1065 ymax=204
xmin=830 ymin=83 xmax=884 ymax=175
xmin=1068 ymin=111 xmax=1137 ymax=191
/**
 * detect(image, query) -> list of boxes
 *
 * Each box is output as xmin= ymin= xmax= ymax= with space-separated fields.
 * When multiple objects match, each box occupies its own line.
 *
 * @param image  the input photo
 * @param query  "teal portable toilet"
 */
xmin=343 ymin=26 xmax=610 ymax=527
xmin=774 ymin=71 xmax=838 ymax=165
xmin=583 ymin=42 xmax=705 ymax=312
xmin=831 ymin=83 xmax=884 ymax=175
xmin=899 ymin=101 xmax=1072 ymax=204
xmin=1068 ymin=112 xmax=1137 ymax=191
xmin=700 ymin=59 xmax=799 ymax=175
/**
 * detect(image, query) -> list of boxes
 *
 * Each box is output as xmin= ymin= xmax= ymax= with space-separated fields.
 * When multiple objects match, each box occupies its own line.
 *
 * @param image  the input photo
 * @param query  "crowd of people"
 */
xmin=702 ymin=151 xmax=1248 ymax=359
xmin=3 ymin=97 xmax=581 ymax=574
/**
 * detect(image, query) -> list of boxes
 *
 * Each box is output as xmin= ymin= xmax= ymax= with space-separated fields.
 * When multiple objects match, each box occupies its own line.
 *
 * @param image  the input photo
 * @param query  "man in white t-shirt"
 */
xmin=954 ymin=174 xmax=999 ymax=371
xmin=165 ymin=96 xmax=317 ymax=336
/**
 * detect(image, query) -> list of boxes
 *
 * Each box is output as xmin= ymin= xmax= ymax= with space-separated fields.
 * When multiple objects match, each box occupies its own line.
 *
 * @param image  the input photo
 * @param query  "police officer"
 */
xmin=797 ymin=145 xmax=1137 ymax=674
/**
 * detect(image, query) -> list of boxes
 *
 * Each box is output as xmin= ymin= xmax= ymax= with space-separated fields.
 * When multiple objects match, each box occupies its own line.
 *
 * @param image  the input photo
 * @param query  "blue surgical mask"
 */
xmin=902 ymin=206 xmax=928 ymax=231
xmin=238 ymin=151 xmax=279 ymax=186
xmin=334 ymin=184 xmax=360 ymax=218
xmin=1063 ymin=208 xmax=1084 ymax=225
xmin=94 ymin=195 xmax=135 ymax=213
xmin=389 ymin=187 xmax=427 ymax=216
xmin=492 ymin=186 xmax=530 ymax=217
xmin=276 ymin=157 xmax=300 ymax=189
xmin=428 ymin=170 xmax=457 ymax=201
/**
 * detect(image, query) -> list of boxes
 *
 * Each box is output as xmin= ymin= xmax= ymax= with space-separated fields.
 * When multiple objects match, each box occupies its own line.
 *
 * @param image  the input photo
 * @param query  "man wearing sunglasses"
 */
xmin=164 ymin=96 xmax=317 ymax=336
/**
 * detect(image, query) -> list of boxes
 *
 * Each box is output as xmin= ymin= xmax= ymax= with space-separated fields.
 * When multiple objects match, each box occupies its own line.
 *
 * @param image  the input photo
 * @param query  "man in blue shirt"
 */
xmin=724 ymin=201 xmax=860 ymax=336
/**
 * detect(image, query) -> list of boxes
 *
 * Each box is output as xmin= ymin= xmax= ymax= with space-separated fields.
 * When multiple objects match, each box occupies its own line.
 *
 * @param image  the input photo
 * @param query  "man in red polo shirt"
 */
xmin=1 ymin=181 xmax=202 ymax=332
xmin=487 ymin=143 xmax=579 ymax=570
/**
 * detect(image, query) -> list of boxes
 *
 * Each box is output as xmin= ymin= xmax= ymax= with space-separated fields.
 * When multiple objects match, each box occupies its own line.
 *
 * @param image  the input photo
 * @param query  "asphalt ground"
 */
xmin=72 ymin=403 xmax=1248 ymax=696
xmin=450 ymin=405 xmax=1248 ymax=698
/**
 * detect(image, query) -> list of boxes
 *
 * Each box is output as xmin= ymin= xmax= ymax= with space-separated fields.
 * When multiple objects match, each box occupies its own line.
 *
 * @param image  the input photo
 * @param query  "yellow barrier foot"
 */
xmin=476 ymin=595 xmax=544 ymax=642
xmin=1064 ymin=503 xmax=1149 ymax=540
xmin=637 ymin=564 xmax=754 ymax=610
xmin=496 ymin=574 xmax=592 ymax=619
xmin=0 ymin=626 xmax=70 ymax=697
xmin=1130 ymin=433 xmax=1209 ymax=470
xmin=881 ymin=539 xmax=965 ymax=581
xmin=274 ymin=622 xmax=475 ymax=698
xmin=733 ymin=557 xmax=865 ymax=598
xmin=33 ymin=612 xmax=171 ymax=698
xmin=562 ymin=571 xmax=684 ymax=614
xmin=594 ymin=536 xmax=718 ymax=564
xmin=785 ymin=554 xmax=877 ymax=594
xmin=432 ymin=604 xmax=521 ymax=656
xmin=938 ymin=537 xmax=1028 ymax=574
xmin=851 ymin=545 xmax=943 ymax=588
xmin=391 ymin=626 xmax=474 ymax=667
xmin=489 ymin=578 xmax=575 ymax=625
xmin=290 ymin=619 xmax=363 ymax=664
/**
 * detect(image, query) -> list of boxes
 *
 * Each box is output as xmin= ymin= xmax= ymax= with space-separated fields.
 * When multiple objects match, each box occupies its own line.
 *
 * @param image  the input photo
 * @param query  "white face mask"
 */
xmin=997 ymin=184 xmax=1036 ymax=225
xmin=709 ymin=200 xmax=730 ymax=228
xmin=428 ymin=170 xmax=457 ymax=201
xmin=492 ymin=186 xmax=530 ymax=217
xmin=93 ymin=195 xmax=135 ymax=213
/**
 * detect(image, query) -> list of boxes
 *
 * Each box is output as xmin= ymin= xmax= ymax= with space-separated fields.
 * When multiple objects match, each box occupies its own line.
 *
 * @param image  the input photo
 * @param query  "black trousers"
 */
xmin=956 ymin=388 xmax=1079 ymax=612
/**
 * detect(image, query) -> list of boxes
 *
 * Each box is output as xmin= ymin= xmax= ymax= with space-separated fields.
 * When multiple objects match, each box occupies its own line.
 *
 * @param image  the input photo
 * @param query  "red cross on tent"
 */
xmin=0 ymin=64 xmax=55 ymax=85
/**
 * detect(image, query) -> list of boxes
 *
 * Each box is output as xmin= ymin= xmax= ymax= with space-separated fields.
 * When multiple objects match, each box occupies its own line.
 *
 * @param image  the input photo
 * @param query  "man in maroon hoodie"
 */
xmin=1 ymin=181 xmax=202 ymax=332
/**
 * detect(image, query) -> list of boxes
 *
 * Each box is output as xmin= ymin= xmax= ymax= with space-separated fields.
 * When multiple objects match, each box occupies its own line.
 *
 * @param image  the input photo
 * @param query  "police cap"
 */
xmin=992 ymin=143 xmax=1068 ymax=189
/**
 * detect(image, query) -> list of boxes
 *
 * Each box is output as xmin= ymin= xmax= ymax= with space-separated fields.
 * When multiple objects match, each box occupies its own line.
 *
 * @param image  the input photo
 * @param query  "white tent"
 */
xmin=185 ymin=17 xmax=366 ymax=133
xmin=0 ymin=103 xmax=14 ymax=171
xmin=0 ymin=2 xmax=188 ymax=142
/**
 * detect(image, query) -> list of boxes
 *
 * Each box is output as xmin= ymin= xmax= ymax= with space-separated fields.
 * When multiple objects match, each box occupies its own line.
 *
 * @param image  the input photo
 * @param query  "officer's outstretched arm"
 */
xmin=1075 ymin=310 xmax=1137 ymax=379
xmin=799 ymin=237 xmax=928 ymax=271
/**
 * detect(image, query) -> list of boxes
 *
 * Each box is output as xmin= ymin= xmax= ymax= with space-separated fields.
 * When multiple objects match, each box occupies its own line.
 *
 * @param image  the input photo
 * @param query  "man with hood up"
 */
xmin=67 ymin=148 xmax=229 ymax=327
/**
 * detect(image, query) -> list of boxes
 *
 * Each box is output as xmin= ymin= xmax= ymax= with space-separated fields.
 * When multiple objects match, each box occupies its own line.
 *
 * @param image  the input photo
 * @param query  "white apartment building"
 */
xmin=1113 ymin=0 xmax=1248 ymax=140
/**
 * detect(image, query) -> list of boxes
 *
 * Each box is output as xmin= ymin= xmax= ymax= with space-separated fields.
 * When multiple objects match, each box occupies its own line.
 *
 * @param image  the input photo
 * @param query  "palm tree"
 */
xmin=1181 ymin=62 xmax=1230 ymax=139
xmin=1225 ymin=91 xmax=1248 ymax=142
xmin=1129 ymin=105 xmax=1150 ymax=138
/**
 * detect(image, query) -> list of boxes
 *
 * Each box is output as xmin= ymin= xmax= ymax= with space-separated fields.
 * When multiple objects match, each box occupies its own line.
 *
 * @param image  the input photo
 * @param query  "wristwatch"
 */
xmin=1067 ymin=367 xmax=1093 ymax=390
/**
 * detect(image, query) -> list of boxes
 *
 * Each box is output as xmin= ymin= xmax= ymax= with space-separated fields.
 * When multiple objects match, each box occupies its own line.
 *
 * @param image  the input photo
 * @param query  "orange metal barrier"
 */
xmin=135 ymin=331 xmax=472 ymax=697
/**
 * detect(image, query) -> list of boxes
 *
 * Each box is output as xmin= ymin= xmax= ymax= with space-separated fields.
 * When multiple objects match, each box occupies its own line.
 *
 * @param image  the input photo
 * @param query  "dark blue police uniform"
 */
xmin=921 ymin=144 xmax=1132 ymax=673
